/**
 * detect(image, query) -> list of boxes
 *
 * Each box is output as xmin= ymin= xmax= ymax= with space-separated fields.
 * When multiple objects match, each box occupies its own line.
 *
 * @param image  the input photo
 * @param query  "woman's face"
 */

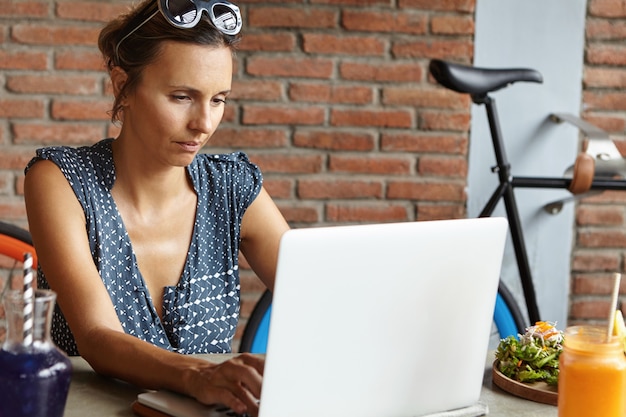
xmin=120 ymin=41 xmax=233 ymax=167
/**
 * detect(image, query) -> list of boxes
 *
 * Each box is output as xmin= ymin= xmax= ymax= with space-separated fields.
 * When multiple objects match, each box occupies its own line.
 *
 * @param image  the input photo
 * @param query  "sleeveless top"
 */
xmin=24 ymin=138 xmax=262 ymax=356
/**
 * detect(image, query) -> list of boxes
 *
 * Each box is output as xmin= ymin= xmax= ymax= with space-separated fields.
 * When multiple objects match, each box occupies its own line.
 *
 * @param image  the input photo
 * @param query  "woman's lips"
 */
xmin=176 ymin=141 xmax=202 ymax=152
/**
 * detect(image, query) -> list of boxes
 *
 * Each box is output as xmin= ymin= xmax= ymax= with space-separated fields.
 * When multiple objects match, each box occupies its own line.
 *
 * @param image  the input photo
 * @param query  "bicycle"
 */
xmin=239 ymin=59 xmax=626 ymax=353
xmin=428 ymin=58 xmax=626 ymax=336
xmin=0 ymin=220 xmax=37 ymax=275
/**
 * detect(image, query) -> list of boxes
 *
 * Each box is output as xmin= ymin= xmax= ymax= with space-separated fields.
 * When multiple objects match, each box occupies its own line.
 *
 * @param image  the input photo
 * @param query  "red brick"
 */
xmin=0 ymin=1 xmax=49 ymax=17
xmin=249 ymin=154 xmax=323 ymax=174
xmin=51 ymin=99 xmax=112 ymax=121
xmin=431 ymin=15 xmax=475 ymax=35
xmin=311 ymin=0 xmax=391 ymax=5
xmin=393 ymin=39 xmax=473 ymax=60
xmin=326 ymin=203 xmax=409 ymax=222
xmin=55 ymin=1 xmax=131 ymax=22
xmin=0 ymin=50 xmax=48 ymax=70
xmin=246 ymin=57 xmax=334 ymax=79
xmin=572 ymin=251 xmax=621 ymax=271
xmin=0 ymin=172 xmax=11 ymax=194
xmin=418 ymin=156 xmax=467 ymax=178
xmin=0 ymin=99 xmax=45 ymax=119
xmin=580 ymin=190 xmax=626 ymax=205
xmin=576 ymin=205 xmax=624 ymax=226
xmin=584 ymin=91 xmax=626 ymax=111
xmin=242 ymin=105 xmax=325 ymax=125
xmin=0 ymin=148 xmax=39 ymax=170
xmin=293 ymin=130 xmax=376 ymax=151
xmin=420 ymin=111 xmax=471 ymax=131
xmin=581 ymin=113 xmax=626 ymax=133
xmin=570 ymin=299 xmax=614 ymax=320
xmin=587 ymin=44 xmax=626 ymax=66
xmin=340 ymin=61 xmax=422 ymax=83
xmin=586 ymin=19 xmax=626 ymax=40
xmin=277 ymin=205 xmax=320 ymax=223
xmin=237 ymin=33 xmax=297 ymax=52
xmin=381 ymin=132 xmax=468 ymax=155
xmin=209 ymin=128 xmax=288 ymax=149
xmin=55 ymin=50 xmax=105 ymax=71
xmin=341 ymin=10 xmax=427 ymax=34
xmin=578 ymin=230 xmax=626 ymax=248
xmin=12 ymin=24 xmax=100 ymax=46
xmin=588 ymin=0 xmax=626 ymax=18
xmin=383 ymin=87 xmax=470 ymax=109
xmin=573 ymin=273 xmax=626 ymax=295
xmin=12 ymin=122 xmax=103 ymax=145
xmin=248 ymin=7 xmax=337 ymax=29
xmin=416 ymin=203 xmax=466 ymax=220
xmin=6 ymin=74 xmax=99 ymax=95
xmin=231 ymin=80 xmax=283 ymax=101
xmin=0 ymin=203 xmax=27 ymax=219
xmin=263 ymin=179 xmax=294 ymax=199
xmin=399 ymin=0 xmax=475 ymax=11
xmin=289 ymin=83 xmax=373 ymax=104
xmin=331 ymin=109 xmax=413 ymax=128
xmin=15 ymin=175 xmax=25 ymax=196
xmin=329 ymin=155 xmax=413 ymax=175
xmin=298 ymin=180 xmax=383 ymax=199
xmin=387 ymin=181 xmax=466 ymax=201
xmin=303 ymin=34 xmax=385 ymax=56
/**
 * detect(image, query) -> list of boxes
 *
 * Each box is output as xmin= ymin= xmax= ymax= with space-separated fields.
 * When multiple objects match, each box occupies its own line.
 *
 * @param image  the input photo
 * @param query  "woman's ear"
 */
xmin=110 ymin=67 xmax=128 ymax=99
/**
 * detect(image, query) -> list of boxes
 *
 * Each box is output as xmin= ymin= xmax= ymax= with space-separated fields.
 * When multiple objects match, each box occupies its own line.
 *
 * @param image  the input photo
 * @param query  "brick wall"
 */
xmin=0 ymin=0 xmax=624 ymax=344
xmin=571 ymin=0 xmax=626 ymax=325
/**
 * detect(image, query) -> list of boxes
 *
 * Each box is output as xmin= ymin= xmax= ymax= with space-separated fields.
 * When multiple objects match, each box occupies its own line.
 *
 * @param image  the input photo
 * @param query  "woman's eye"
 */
xmin=172 ymin=95 xmax=191 ymax=101
xmin=213 ymin=97 xmax=227 ymax=105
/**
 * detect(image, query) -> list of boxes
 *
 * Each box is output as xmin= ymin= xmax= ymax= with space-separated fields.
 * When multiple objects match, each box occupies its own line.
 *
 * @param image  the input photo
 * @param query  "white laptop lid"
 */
xmin=259 ymin=217 xmax=507 ymax=417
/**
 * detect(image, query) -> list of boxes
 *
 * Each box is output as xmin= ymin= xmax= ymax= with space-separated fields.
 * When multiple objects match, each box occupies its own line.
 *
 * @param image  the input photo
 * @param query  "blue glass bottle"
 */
xmin=0 ymin=289 xmax=72 ymax=417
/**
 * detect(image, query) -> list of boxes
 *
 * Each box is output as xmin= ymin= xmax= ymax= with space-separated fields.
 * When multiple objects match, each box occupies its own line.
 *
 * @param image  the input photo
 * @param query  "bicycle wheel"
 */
xmin=494 ymin=281 xmax=526 ymax=338
xmin=0 ymin=221 xmax=37 ymax=269
xmin=239 ymin=289 xmax=272 ymax=353
xmin=0 ymin=221 xmax=37 ymax=342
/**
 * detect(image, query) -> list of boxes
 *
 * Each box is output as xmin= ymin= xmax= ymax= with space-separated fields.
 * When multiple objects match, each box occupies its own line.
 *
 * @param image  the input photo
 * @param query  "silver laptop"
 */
xmin=137 ymin=217 xmax=508 ymax=417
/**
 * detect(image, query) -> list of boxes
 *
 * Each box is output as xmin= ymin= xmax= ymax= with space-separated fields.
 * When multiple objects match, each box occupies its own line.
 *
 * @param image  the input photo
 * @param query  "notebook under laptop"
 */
xmin=136 ymin=217 xmax=508 ymax=417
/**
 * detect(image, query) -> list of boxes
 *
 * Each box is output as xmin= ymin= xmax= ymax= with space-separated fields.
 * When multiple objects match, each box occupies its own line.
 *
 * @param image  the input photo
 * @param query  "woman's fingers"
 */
xmin=191 ymin=354 xmax=264 ymax=416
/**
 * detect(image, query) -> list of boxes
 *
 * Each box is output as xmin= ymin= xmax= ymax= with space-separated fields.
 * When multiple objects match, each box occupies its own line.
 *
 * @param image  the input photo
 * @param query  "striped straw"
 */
xmin=22 ymin=252 xmax=34 ymax=347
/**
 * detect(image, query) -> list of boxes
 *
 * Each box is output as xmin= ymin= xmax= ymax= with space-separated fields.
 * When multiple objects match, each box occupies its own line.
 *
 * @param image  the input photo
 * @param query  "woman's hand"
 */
xmin=186 ymin=353 xmax=264 ymax=416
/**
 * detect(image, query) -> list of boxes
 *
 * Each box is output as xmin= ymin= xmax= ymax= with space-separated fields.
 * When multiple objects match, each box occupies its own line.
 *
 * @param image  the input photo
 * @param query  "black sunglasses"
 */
xmin=115 ymin=0 xmax=242 ymax=64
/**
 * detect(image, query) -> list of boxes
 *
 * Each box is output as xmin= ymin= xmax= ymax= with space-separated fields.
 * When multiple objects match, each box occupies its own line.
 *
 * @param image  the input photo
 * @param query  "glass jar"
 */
xmin=558 ymin=325 xmax=626 ymax=417
xmin=0 ymin=289 xmax=72 ymax=417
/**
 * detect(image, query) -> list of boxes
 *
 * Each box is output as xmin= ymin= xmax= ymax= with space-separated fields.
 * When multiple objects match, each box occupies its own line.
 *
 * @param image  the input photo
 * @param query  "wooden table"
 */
xmin=63 ymin=354 xmax=558 ymax=416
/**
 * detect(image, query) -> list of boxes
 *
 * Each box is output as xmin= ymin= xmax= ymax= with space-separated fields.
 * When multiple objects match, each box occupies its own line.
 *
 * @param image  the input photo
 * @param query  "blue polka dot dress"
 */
xmin=25 ymin=138 xmax=262 ymax=356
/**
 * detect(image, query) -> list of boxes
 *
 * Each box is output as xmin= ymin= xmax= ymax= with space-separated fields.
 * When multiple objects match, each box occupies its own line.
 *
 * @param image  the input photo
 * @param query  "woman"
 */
xmin=23 ymin=1 xmax=289 ymax=415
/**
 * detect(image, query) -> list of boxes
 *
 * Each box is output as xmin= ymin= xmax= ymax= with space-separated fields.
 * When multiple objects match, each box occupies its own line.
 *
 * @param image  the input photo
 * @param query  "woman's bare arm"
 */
xmin=239 ymin=187 xmax=290 ymax=292
xmin=24 ymin=160 xmax=263 ymax=416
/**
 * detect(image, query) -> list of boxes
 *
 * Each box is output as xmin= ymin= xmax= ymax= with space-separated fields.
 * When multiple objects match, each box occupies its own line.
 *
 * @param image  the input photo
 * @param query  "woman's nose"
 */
xmin=189 ymin=104 xmax=215 ymax=134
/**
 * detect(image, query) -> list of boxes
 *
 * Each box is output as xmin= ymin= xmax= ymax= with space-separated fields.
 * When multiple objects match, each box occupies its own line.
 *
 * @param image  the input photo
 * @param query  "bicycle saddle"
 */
xmin=429 ymin=59 xmax=543 ymax=95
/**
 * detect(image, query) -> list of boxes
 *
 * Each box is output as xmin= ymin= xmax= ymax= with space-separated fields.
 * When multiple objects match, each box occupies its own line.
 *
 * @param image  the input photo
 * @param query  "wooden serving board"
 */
xmin=492 ymin=361 xmax=558 ymax=406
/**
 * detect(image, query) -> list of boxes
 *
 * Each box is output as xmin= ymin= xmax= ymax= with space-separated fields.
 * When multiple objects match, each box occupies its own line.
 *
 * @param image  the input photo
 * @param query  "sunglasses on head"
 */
xmin=115 ymin=0 xmax=242 ymax=64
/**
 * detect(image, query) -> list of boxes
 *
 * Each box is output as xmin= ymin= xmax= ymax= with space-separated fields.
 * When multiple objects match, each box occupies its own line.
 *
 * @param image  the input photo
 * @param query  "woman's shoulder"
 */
xmin=25 ymin=139 xmax=113 ymax=172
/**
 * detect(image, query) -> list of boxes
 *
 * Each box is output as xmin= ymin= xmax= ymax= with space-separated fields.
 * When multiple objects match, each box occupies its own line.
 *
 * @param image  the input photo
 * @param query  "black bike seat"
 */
xmin=429 ymin=59 xmax=543 ymax=95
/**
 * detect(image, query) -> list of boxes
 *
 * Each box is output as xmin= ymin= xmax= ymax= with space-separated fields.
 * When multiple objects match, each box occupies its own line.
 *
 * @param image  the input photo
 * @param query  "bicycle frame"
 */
xmin=473 ymin=93 xmax=540 ymax=324
xmin=474 ymin=93 xmax=626 ymax=326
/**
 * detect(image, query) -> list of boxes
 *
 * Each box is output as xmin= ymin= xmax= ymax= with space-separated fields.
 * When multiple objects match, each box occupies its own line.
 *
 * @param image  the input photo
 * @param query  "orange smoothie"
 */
xmin=558 ymin=326 xmax=626 ymax=417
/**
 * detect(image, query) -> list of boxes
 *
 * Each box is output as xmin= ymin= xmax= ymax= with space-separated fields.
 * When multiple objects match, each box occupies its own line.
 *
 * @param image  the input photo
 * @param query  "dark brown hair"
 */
xmin=98 ymin=0 xmax=241 ymax=123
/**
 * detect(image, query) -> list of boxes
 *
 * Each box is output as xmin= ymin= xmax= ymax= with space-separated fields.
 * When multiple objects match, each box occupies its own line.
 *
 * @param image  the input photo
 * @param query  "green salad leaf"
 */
xmin=495 ymin=321 xmax=563 ymax=386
